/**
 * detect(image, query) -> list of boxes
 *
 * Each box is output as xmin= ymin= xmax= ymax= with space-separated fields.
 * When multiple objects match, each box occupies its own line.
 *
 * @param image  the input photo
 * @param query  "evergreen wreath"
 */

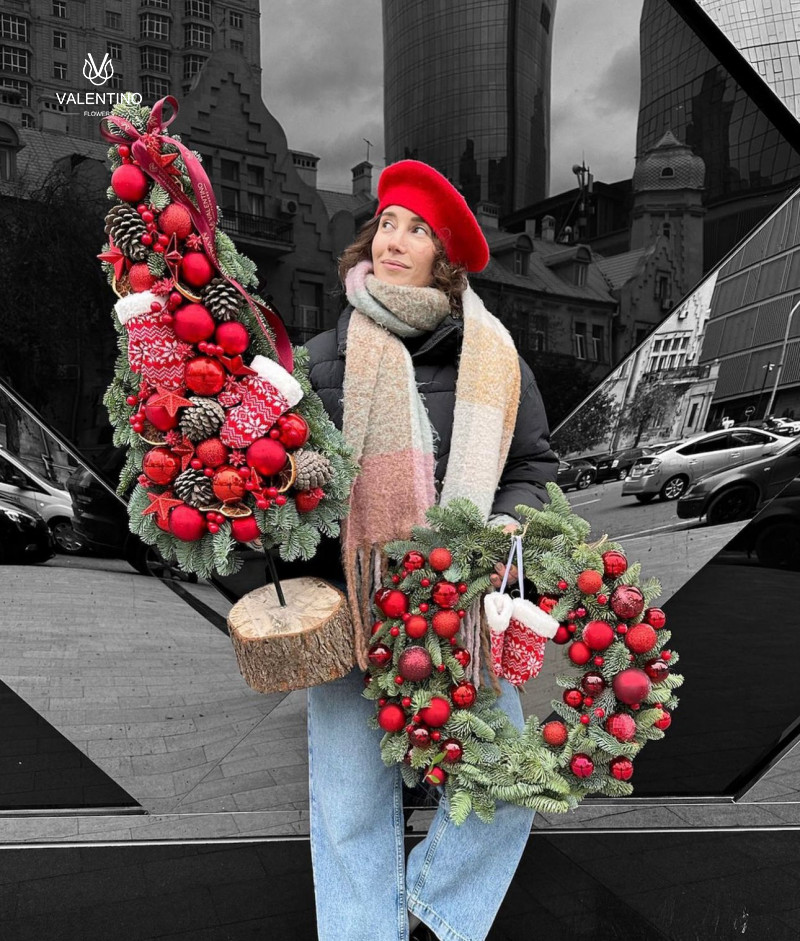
xmin=98 ymin=97 xmax=356 ymax=577
xmin=362 ymin=485 xmax=682 ymax=824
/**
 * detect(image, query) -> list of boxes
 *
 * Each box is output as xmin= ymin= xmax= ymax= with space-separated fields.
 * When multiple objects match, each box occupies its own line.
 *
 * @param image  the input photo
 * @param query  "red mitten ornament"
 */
xmin=483 ymin=591 xmax=513 ymax=678
xmin=501 ymin=597 xmax=559 ymax=686
xmin=220 ymin=355 xmax=303 ymax=448
xmin=115 ymin=291 xmax=191 ymax=390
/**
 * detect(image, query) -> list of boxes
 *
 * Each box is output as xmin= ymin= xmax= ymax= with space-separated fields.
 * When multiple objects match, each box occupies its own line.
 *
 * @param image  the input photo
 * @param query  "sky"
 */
xmin=259 ymin=0 xmax=644 ymax=197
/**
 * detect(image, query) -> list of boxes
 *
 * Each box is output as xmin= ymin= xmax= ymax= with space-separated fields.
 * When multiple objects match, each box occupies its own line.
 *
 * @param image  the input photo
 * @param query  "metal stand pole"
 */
xmin=264 ymin=549 xmax=286 ymax=607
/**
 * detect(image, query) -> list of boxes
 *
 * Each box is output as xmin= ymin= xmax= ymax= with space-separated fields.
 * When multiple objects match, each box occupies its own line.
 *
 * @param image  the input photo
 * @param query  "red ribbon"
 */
xmin=100 ymin=97 xmax=294 ymax=373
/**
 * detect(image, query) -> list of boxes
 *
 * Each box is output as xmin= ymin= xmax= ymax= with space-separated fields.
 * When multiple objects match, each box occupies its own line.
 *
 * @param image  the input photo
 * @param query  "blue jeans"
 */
xmin=308 ymin=668 xmax=535 ymax=941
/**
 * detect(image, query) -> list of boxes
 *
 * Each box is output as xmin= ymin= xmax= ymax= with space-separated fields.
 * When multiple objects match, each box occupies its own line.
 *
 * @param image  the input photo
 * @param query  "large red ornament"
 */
xmin=605 ymin=713 xmax=637 ymax=742
xmin=644 ymin=607 xmax=667 ymax=629
xmin=169 ymin=504 xmax=207 ymax=541
xmin=128 ymin=262 xmax=156 ymax=293
xmin=580 ymin=671 xmax=606 ymax=696
xmin=403 ymin=551 xmax=426 ymax=571
xmin=195 ymin=437 xmax=229 ymax=468
xmin=378 ymin=589 xmax=408 ymax=619
xmin=378 ymin=704 xmax=406 ymax=733
xmin=246 ymin=437 xmax=287 ymax=475
xmin=610 ymin=756 xmax=634 ymax=781
xmin=625 ymin=623 xmax=657 ymax=654
xmin=230 ymin=515 xmax=260 ymax=543
xmin=451 ymin=682 xmax=477 ymax=709
xmin=419 ymin=696 xmax=451 ymax=727
xmin=576 ymin=569 xmax=603 ymax=594
xmin=602 ymin=551 xmax=628 ymax=578
xmin=404 ymin=615 xmax=428 ymax=639
xmin=563 ymin=689 xmax=584 ymax=708
xmin=158 ymin=203 xmax=193 ymax=239
xmin=398 ymin=646 xmax=433 ymax=681
xmin=173 ymin=303 xmax=215 ymax=343
xmin=441 ymin=738 xmax=463 ymax=763
xmin=568 ymin=641 xmax=592 ymax=665
xmin=142 ymin=447 xmax=181 ymax=484
xmin=185 ymin=357 xmax=226 ymax=395
xmin=215 ymin=321 xmax=250 ymax=356
xmin=181 ymin=251 xmax=214 ymax=287
xmin=644 ymin=658 xmax=669 ymax=682
xmin=368 ymin=643 xmax=393 ymax=668
xmin=431 ymin=581 xmax=459 ymax=609
xmin=428 ymin=547 xmax=453 ymax=571
xmin=144 ymin=394 xmax=180 ymax=432
xmin=570 ymin=754 xmax=594 ymax=778
xmin=612 ymin=668 xmax=652 ymax=705
xmin=552 ymin=625 xmax=571 ymax=645
xmin=295 ymin=488 xmax=324 ymax=513
xmin=582 ymin=620 xmax=614 ymax=651
xmin=212 ymin=465 xmax=247 ymax=503
xmin=432 ymin=609 xmax=460 ymax=639
xmin=610 ymin=585 xmax=645 ymax=620
xmin=111 ymin=164 xmax=148 ymax=203
xmin=276 ymin=412 xmax=310 ymax=449
xmin=542 ymin=721 xmax=568 ymax=747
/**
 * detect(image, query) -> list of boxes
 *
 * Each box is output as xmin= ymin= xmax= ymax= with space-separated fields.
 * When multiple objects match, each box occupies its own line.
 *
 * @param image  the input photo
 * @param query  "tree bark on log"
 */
xmin=227 ymin=577 xmax=355 ymax=693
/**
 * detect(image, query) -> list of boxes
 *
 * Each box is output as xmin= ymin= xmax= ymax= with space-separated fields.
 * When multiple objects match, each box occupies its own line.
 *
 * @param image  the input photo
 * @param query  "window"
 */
xmin=221 ymin=158 xmax=239 ymax=182
xmin=140 ymin=13 xmax=170 ymax=40
xmin=229 ymin=10 xmax=243 ymax=28
xmin=247 ymin=164 xmax=264 ymax=188
xmin=589 ymin=324 xmax=605 ymax=362
xmin=183 ymin=54 xmax=206 ymax=80
xmin=662 ymin=222 xmax=671 ymax=239
xmin=529 ymin=316 xmax=547 ymax=353
xmin=297 ymin=281 xmax=323 ymax=340
xmin=575 ymin=262 xmax=587 ymax=286
xmin=53 ymin=30 xmax=66 ymax=49
xmin=107 ymin=42 xmax=122 ymax=59
xmin=141 ymin=47 xmax=170 ymax=72
xmin=142 ymin=0 xmax=170 ymax=6
xmin=230 ymin=39 xmax=243 ymax=52
xmin=248 ymin=192 xmax=264 ymax=215
xmin=105 ymin=10 xmax=122 ymax=29
xmin=185 ymin=23 xmax=212 ymax=48
xmin=108 ymin=72 xmax=123 ymax=89
xmin=53 ymin=62 xmax=67 ymax=80
xmin=141 ymin=75 xmax=170 ymax=99
xmin=221 ymin=186 xmax=239 ymax=213
xmin=573 ymin=322 xmax=586 ymax=360
xmin=20 ymin=112 xmax=34 ymax=128
xmin=1 ymin=47 xmax=30 ymax=73
xmin=0 ymin=123 xmax=18 ymax=181
xmin=52 ymin=1 xmax=67 ymax=18
xmin=185 ymin=0 xmax=212 ymax=18
xmin=514 ymin=251 xmax=529 ymax=276
xmin=730 ymin=431 xmax=769 ymax=447
xmin=1 ymin=15 xmax=28 ymax=41
xmin=0 ymin=79 xmax=29 ymax=106
xmin=678 ymin=435 xmax=730 ymax=455
xmin=660 ymin=166 xmax=675 ymax=178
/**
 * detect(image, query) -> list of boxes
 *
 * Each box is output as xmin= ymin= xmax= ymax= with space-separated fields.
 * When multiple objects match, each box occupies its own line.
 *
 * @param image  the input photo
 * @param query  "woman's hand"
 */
xmin=489 ymin=521 xmax=520 ymax=588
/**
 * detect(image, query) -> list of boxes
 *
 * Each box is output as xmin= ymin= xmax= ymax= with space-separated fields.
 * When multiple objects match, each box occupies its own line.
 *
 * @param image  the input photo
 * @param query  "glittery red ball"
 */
xmin=542 ymin=721 xmax=568 ymax=747
xmin=419 ymin=696 xmax=451 ymax=727
xmin=605 ymin=713 xmax=637 ymax=742
xmin=368 ymin=643 xmax=393 ymax=668
xmin=563 ymin=689 xmax=584 ymax=708
xmin=142 ymin=447 xmax=181 ymax=485
xmin=432 ymin=609 xmax=460 ymax=639
xmin=644 ymin=658 xmax=669 ymax=682
xmin=398 ymin=646 xmax=433 ymax=681
xmin=185 ymin=357 xmax=226 ymax=395
xmin=441 ymin=738 xmax=464 ymax=763
xmin=570 ymin=754 xmax=594 ymax=778
xmin=169 ymin=504 xmax=207 ymax=541
xmin=128 ymin=262 xmax=156 ymax=293
xmin=576 ymin=569 xmax=603 ymax=594
xmin=431 ymin=581 xmax=459 ymax=609
xmin=380 ymin=589 xmax=409 ymax=619
xmin=625 ymin=623 xmax=657 ymax=655
xmin=581 ymin=671 xmax=606 ymax=696
xmin=428 ymin=547 xmax=452 ymax=571
xmin=212 ymin=465 xmax=247 ymax=503
xmin=610 ymin=756 xmax=634 ymax=781
xmin=644 ymin=607 xmax=667 ymax=629
xmin=453 ymin=648 xmax=471 ymax=668
xmin=568 ymin=641 xmax=592 ymax=665
xmin=654 ymin=709 xmax=672 ymax=731
xmin=111 ymin=164 xmax=148 ymax=202
xmin=181 ymin=251 xmax=214 ymax=288
xmin=230 ymin=515 xmax=260 ymax=543
xmin=144 ymin=395 xmax=180 ymax=432
xmin=195 ymin=437 xmax=229 ymax=469
xmin=612 ymin=668 xmax=652 ymax=705
xmin=158 ymin=203 xmax=193 ymax=239
xmin=404 ymin=615 xmax=428 ymax=639
xmin=610 ymin=585 xmax=645 ymax=620
xmin=403 ymin=551 xmax=426 ymax=571
xmin=602 ymin=550 xmax=628 ymax=578
xmin=378 ymin=704 xmax=406 ymax=733
xmin=173 ymin=303 xmax=215 ymax=344
xmin=450 ymin=682 xmax=477 ymax=709
xmin=582 ymin=620 xmax=615 ymax=651
xmin=246 ymin=437 xmax=287 ymax=475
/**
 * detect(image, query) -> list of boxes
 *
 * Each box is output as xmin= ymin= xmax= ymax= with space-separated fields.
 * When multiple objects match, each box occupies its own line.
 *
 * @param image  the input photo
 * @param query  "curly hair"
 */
xmin=338 ymin=215 xmax=467 ymax=314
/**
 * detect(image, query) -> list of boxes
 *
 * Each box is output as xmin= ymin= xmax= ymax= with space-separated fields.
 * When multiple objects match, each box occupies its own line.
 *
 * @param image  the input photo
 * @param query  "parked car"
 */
xmin=621 ymin=427 xmax=792 ymax=503
xmin=556 ymin=459 xmax=597 ymax=491
xmin=0 ymin=495 xmax=54 ymax=564
xmin=726 ymin=475 xmax=800 ymax=569
xmin=593 ymin=447 xmax=655 ymax=483
xmin=0 ymin=446 xmax=83 ymax=553
xmin=762 ymin=416 xmax=800 ymax=436
xmin=676 ymin=437 xmax=800 ymax=525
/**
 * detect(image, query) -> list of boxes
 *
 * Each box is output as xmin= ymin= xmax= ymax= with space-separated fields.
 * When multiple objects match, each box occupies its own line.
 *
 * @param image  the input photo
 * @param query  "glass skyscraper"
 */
xmin=382 ymin=0 xmax=556 ymax=214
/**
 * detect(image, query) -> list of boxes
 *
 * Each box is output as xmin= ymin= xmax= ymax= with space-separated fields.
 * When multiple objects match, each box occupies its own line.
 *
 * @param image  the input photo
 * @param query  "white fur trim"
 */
xmin=511 ymin=597 xmax=559 ymax=639
xmin=483 ymin=592 xmax=514 ymax=633
xmin=249 ymin=355 xmax=303 ymax=407
xmin=115 ymin=290 xmax=160 ymax=326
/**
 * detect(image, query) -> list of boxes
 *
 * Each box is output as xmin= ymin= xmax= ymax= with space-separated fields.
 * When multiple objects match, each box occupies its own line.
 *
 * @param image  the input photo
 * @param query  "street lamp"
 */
xmin=756 ymin=362 xmax=776 ymax=420
xmin=764 ymin=297 xmax=800 ymax=419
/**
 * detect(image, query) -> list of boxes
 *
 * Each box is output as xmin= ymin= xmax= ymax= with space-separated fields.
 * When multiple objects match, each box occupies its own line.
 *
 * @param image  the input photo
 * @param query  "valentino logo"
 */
xmin=83 ymin=52 xmax=114 ymax=86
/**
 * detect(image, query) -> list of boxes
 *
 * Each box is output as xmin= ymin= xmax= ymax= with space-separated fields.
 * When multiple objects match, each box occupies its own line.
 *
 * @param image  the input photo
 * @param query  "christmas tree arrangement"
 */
xmin=363 ymin=485 xmax=682 ymax=823
xmin=98 ymin=97 xmax=356 ymax=579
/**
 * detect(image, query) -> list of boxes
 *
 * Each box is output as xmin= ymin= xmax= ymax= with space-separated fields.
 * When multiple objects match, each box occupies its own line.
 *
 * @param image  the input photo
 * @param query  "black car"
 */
xmin=556 ymin=459 xmax=597 ymax=491
xmin=725 ymin=476 xmax=800 ymax=569
xmin=0 ymin=495 xmax=54 ymax=564
xmin=593 ymin=447 xmax=655 ymax=483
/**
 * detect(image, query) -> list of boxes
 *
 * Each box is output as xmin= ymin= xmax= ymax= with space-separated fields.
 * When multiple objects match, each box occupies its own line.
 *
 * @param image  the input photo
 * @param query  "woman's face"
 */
xmin=371 ymin=205 xmax=438 ymax=287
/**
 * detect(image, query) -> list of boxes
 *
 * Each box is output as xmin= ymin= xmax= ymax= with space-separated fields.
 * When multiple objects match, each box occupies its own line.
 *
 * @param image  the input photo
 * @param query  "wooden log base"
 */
xmin=227 ymin=577 xmax=355 ymax=693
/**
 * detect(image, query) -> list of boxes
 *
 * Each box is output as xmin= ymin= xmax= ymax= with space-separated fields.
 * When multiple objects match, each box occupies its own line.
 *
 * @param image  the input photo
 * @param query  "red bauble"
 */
xmin=610 ymin=585 xmax=645 ymax=620
xmin=144 ymin=394 xmax=180 ymax=431
xmin=128 ymin=262 xmax=156 ymax=293
xmin=428 ymin=547 xmax=453 ymax=571
xmin=581 ymin=670 xmax=606 ymax=696
xmin=111 ymin=164 xmax=148 ymax=203
xmin=582 ymin=620 xmax=615 ymax=651
xmin=610 ymin=756 xmax=634 ymax=781
xmin=625 ymin=623 xmax=657 ymax=655
xmin=195 ymin=437 xmax=229 ymax=469
xmin=451 ymin=682 xmax=477 ymax=709
xmin=644 ymin=607 xmax=667 ymax=629
xmin=173 ymin=303 xmax=215 ymax=344
xmin=403 ymin=551 xmax=426 ymax=571
xmin=431 ymin=581 xmax=459 ymax=609
xmin=542 ymin=721 xmax=568 ymax=747
xmin=404 ymin=615 xmax=428 ymax=639
xmin=215 ymin=321 xmax=250 ymax=356
xmin=378 ymin=703 xmax=406 ymax=733
xmin=654 ymin=709 xmax=672 ymax=731
xmin=378 ymin=589 xmax=409 ymax=619
xmin=368 ymin=643 xmax=393 ymax=668
xmin=142 ymin=447 xmax=181 ymax=485
xmin=169 ymin=504 xmax=207 ymax=541
xmin=432 ymin=609 xmax=460 ymax=639
xmin=552 ymin=625 xmax=571 ymax=645
xmin=409 ymin=726 xmax=431 ymax=748
xmin=424 ymin=766 xmax=447 ymax=787
xmin=564 ymin=689 xmax=584 ymax=708
xmin=605 ymin=713 xmax=637 ymax=742
xmin=158 ymin=203 xmax=193 ymax=239
xmin=576 ymin=569 xmax=603 ymax=594
xmin=181 ymin=251 xmax=214 ymax=288
xmin=568 ymin=641 xmax=592 ymax=665
xmin=274 ymin=412 xmax=310 ymax=449
xmin=453 ymin=648 xmax=471 ymax=668
xmin=419 ymin=697 xmax=451 ymax=727
xmin=295 ymin=488 xmax=324 ymax=513
xmin=612 ymin=668 xmax=652 ymax=705
xmin=212 ymin=465 xmax=247 ymax=503
xmin=602 ymin=550 xmax=628 ymax=578
xmin=398 ymin=646 xmax=433 ymax=681
xmin=644 ymin=658 xmax=669 ymax=683
xmin=230 ymin=515 xmax=260 ymax=543
xmin=185 ymin=357 xmax=226 ymax=395
xmin=570 ymin=754 xmax=594 ymax=778
xmin=246 ymin=437 xmax=287 ymax=476
xmin=441 ymin=738 xmax=464 ymax=763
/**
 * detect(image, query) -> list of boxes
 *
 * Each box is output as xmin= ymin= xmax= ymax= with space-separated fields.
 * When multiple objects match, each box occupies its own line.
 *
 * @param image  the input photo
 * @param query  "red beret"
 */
xmin=376 ymin=160 xmax=490 ymax=272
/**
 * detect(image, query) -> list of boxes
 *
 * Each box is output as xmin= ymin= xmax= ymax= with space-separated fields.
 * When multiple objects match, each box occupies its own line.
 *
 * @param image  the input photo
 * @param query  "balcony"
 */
xmin=218 ymin=210 xmax=294 ymax=253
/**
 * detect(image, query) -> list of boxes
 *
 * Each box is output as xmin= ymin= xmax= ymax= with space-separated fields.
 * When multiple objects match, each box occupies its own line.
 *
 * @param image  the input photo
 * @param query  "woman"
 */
xmin=304 ymin=160 xmax=558 ymax=941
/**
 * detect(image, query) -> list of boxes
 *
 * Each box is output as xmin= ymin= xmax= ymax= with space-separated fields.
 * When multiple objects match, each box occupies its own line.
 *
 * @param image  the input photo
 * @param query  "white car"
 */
xmin=0 ymin=447 xmax=83 ymax=552
xmin=621 ymin=427 xmax=792 ymax=503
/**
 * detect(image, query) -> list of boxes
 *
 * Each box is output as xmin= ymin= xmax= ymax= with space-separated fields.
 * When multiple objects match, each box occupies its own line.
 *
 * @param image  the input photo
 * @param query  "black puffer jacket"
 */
xmin=287 ymin=308 xmax=558 ymax=581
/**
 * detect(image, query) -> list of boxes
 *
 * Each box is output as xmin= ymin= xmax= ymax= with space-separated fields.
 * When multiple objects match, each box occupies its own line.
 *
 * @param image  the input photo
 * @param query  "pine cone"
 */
xmin=179 ymin=397 xmax=226 ymax=441
xmin=174 ymin=468 xmax=214 ymax=507
xmin=202 ymin=278 xmax=242 ymax=321
xmin=294 ymin=449 xmax=333 ymax=491
xmin=104 ymin=204 xmax=148 ymax=262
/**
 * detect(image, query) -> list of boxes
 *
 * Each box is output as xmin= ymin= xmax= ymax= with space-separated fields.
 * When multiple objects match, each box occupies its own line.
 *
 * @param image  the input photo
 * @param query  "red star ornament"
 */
xmin=219 ymin=354 xmax=256 ymax=377
xmin=169 ymin=435 xmax=196 ymax=471
xmin=148 ymin=387 xmax=195 ymax=417
xmin=142 ymin=490 xmax=184 ymax=526
xmin=185 ymin=233 xmax=204 ymax=251
xmin=97 ymin=237 xmax=129 ymax=280
xmin=154 ymin=150 xmax=182 ymax=176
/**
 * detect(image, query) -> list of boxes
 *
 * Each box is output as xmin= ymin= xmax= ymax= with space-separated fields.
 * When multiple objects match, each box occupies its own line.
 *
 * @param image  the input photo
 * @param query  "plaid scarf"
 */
xmin=342 ymin=260 xmax=521 ymax=669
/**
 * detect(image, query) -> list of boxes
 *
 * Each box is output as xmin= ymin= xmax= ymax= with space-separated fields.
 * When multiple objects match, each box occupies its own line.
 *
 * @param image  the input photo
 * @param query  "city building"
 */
xmin=382 ymin=0 xmax=556 ymax=215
